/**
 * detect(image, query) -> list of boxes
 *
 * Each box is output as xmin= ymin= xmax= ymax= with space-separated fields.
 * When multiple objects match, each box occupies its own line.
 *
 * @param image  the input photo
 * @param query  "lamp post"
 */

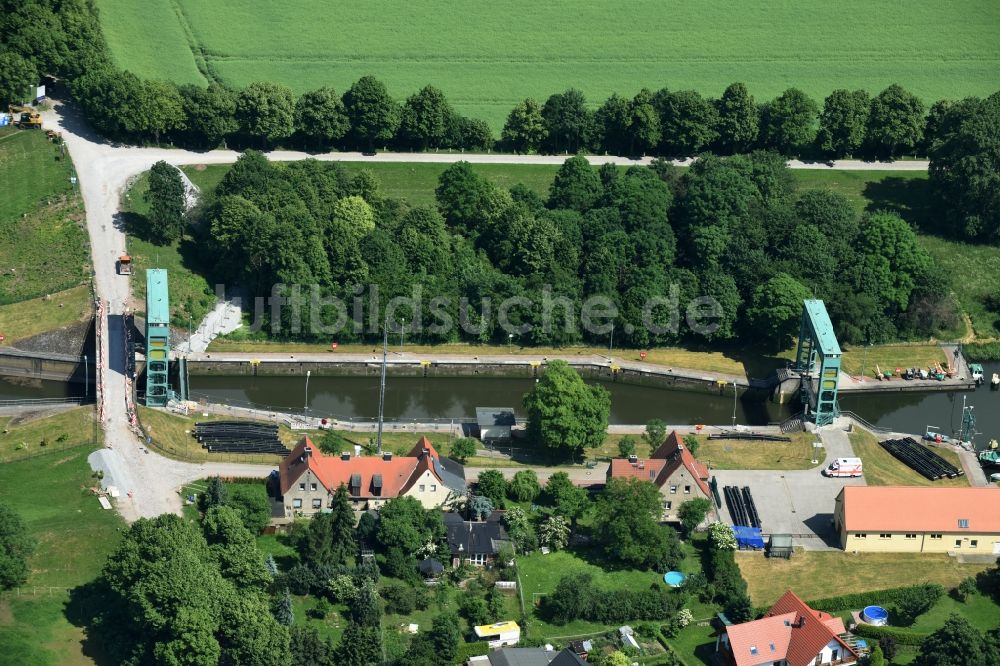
xmin=188 ymin=314 xmax=193 ymax=351
xmin=400 ymin=317 xmax=405 ymax=353
xmin=304 ymin=370 xmax=311 ymax=417
xmin=83 ymin=354 xmax=88 ymax=399
xmin=732 ymin=383 xmax=738 ymax=428
xmin=609 ymin=321 xmax=615 ymax=356
xmin=508 ymin=333 xmax=514 ymax=353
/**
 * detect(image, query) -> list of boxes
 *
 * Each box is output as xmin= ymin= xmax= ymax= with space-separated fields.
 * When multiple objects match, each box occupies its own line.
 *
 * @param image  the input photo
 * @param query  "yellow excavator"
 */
xmin=7 ymin=105 xmax=42 ymax=129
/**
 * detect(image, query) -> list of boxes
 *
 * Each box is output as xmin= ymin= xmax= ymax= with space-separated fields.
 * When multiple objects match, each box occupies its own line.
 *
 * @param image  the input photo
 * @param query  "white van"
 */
xmin=823 ymin=457 xmax=863 ymax=477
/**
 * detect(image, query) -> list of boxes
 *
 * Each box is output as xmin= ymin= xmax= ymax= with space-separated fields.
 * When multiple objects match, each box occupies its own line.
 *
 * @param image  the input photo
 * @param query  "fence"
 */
xmin=0 ymin=397 xmax=87 ymax=407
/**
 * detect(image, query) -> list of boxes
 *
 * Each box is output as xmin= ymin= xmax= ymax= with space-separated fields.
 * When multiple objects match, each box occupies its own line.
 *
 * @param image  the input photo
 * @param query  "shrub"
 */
xmin=308 ymin=598 xmax=332 ymax=619
xmin=327 ymin=574 xmax=358 ymax=603
xmin=282 ymin=563 xmax=316 ymax=595
xmin=953 ymin=576 xmax=978 ymax=602
xmin=457 ymin=642 xmax=490 ymax=661
xmin=852 ymin=623 xmax=929 ymax=647
xmin=878 ymin=635 xmax=898 ymax=661
xmin=808 ymin=583 xmax=943 ymax=614
xmin=543 ymin=573 xmax=685 ymax=625
xmin=381 ymin=582 xmax=428 ymax=615
xmin=708 ymin=523 xmax=737 ymax=551
xmin=891 ymin=583 xmax=943 ymax=625
xmin=460 ymin=595 xmax=489 ymax=625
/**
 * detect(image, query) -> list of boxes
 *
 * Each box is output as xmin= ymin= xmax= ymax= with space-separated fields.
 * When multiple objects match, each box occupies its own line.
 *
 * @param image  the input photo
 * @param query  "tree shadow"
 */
xmin=64 ymin=580 xmax=126 ymax=666
xmin=862 ymin=177 xmax=936 ymax=233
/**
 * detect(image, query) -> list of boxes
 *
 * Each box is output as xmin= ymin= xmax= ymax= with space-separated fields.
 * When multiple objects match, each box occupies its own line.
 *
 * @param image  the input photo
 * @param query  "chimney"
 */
xmin=383 ymin=452 xmax=393 ymax=461
xmin=341 ymin=451 xmax=351 ymax=461
xmin=638 ymin=461 xmax=645 ymax=469
xmin=302 ymin=445 xmax=312 ymax=461
xmin=628 ymin=454 xmax=638 ymax=464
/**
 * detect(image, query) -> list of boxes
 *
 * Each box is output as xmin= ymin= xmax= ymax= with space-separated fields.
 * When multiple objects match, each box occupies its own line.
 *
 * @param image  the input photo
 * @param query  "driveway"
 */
xmin=712 ymin=424 xmax=864 ymax=550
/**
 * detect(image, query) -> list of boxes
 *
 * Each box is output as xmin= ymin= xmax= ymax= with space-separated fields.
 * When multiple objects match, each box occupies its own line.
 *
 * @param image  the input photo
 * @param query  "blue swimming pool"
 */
xmin=862 ymin=605 xmax=889 ymax=626
xmin=663 ymin=571 xmax=687 ymax=587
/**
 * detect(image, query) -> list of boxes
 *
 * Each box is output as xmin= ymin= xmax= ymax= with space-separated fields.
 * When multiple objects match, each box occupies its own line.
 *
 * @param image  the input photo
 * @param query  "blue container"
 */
xmin=663 ymin=571 xmax=687 ymax=587
xmin=862 ymin=605 xmax=889 ymax=626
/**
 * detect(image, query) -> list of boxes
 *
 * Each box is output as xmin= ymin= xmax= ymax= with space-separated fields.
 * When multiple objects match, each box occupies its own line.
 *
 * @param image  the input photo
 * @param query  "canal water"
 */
xmin=0 ymin=376 xmax=85 ymax=401
xmin=188 ymin=361 xmax=1000 ymax=440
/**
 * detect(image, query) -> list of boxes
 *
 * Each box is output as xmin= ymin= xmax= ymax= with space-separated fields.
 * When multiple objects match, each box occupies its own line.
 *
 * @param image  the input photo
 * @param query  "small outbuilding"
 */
xmin=477 ymin=407 xmax=516 ymax=441
xmin=419 ymin=558 xmax=444 ymax=578
xmin=768 ymin=533 xmax=793 ymax=559
xmin=732 ymin=525 xmax=765 ymax=550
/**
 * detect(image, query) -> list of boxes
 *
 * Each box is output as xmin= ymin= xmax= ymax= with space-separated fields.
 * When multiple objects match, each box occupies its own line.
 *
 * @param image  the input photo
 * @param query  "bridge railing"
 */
xmin=0 ymin=397 xmax=88 ymax=407
xmin=838 ymin=409 xmax=893 ymax=435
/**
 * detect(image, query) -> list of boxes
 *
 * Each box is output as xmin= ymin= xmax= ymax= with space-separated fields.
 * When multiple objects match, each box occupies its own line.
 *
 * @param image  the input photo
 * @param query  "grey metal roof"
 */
xmin=434 ymin=456 xmax=466 ymax=492
xmin=444 ymin=512 xmax=508 ymax=556
xmin=489 ymin=649 xmax=584 ymax=666
xmin=477 ymin=407 xmax=516 ymax=427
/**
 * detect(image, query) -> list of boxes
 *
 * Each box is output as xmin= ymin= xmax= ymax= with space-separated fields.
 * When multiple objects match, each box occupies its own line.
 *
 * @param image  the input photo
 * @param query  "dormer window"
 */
xmin=958 ymin=519 xmax=969 ymax=528
xmin=749 ymin=646 xmax=757 ymax=656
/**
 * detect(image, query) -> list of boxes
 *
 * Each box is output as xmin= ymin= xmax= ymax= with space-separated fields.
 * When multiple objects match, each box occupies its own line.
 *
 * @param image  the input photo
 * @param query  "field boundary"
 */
xmin=165 ymin=0 xmax=218 ymax=85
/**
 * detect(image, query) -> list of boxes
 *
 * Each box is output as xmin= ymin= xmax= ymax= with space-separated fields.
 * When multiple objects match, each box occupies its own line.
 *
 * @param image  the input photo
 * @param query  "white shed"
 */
xmin=477 ymin=407 xmax=516 ymax=441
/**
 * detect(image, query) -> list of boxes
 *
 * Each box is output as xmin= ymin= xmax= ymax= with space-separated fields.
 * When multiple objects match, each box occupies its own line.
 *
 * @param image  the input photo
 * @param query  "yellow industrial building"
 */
xmin=834 ymin=486 xmax=1000 ymax=554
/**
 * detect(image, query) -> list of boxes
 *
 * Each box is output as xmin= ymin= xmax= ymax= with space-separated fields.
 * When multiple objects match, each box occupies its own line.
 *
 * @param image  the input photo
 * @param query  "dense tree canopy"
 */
xmin=595 ymin=478 xmax=683 ymax=570
xmin=867 ymin=84 xmax=925 ymax=158
xmin=523 ymin=360 xmax=610 ymax=455
xmin=296 ymin=87 xmax=350 ymax=148
xmin=236 ymin=81 xmax=296 ymax=147
xmin=0 ymin=503 xmax=34 ymax=590
xmin=762 ymin=88 xmax=818 ymax=154
xmin=144 ymin=160 xmax=186 ymax=243
xmin=0 ymin=48 xmax=38 ymax=106
xmin=818 ymin=89 xmax=870 ymax=157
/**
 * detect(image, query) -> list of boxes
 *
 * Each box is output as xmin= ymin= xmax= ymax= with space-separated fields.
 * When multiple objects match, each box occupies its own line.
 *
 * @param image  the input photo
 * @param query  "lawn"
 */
xmin=0 ymin=284 xmax=92 ymax=345
xmin=0 ymin=406 xmax=99 ymax=462
xmin=848 ymin=431 xmax=969 ymax=488
xmin=0 ymin=128 xmax=90 ymax=303
xmin=95 ymin=1 xmax=1000 ymax=130
xmin=736 ymin=550 xmax=990 ymax=607
xmin=693 ymin=433 xmax=823 ymax=471
xmin=137 ymin=405 xmax=287 ymax=464
xmin=0 ymin=445 xmax=124 ymax=665
xmin=839 ymin=344 xmax=949 ymax=378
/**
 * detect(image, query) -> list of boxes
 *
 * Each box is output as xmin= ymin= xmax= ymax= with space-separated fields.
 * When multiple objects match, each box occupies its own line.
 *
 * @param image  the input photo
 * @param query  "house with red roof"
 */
xmin=717 ymin=590 xmax=858 ymax=666
xmin=277 ymin=436 xmax=466 ymax=518
xmin=606 ymin=430 xmax=713 ymax=523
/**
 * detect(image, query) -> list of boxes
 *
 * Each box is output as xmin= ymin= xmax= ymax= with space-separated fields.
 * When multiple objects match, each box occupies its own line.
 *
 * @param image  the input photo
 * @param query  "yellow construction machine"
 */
xmin=7 ymin=105 xmax=42 ymax=129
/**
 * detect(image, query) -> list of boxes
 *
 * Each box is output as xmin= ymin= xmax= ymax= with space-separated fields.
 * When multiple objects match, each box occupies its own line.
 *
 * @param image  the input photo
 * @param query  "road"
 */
xmin=41 ymin=99 xmax=930 ymax=521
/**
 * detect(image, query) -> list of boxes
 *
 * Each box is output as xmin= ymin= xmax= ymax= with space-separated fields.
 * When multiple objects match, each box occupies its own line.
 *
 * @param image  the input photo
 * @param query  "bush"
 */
xmin=456 ymin=642 xmax=490 ymax=661
xmin=953 ymin=576 xmax=978 ymax=602
xmin=381 ymin=582 xmax=428 ymax=615
xmin=808 ymin=583 xmax=943 ymax=614
xmin=384 ymin=547 xmax=420 ymax=583
xmin=281 ymin=563 xmax=316 ymax=595
xmin=308 ymin=598 xmax=332 ymax=619
xmin=708 ymin=523 xmax=737 ymax=551
xmin=852 ymin=623 xmax=929 ymax=647
xmin=878 ymin=635 xmax=898 ymax=661
xmin=226 ymin=482 xmax=271 ymax=533
xmin=543 ymin=573 xmax=686 ymax=625
xmin=891 ymin=583 xmax=943 ymax=625
xmin=460 ymin=595 xmax=489 ymax=625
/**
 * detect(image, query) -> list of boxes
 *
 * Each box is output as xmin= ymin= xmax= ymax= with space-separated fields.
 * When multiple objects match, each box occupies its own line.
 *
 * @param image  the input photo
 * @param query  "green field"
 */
xmin=0 ymin=444 xmax=124 ymax=665
xmin=94 ymin=0 xmax=1000 ymax=130
xmin=0 ymin=128 xmax=90 ymax=303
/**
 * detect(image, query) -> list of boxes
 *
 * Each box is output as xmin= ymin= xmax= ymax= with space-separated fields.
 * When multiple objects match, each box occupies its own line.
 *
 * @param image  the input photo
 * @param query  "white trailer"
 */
xmin=823 ymin=457 xmax=863 ymax=477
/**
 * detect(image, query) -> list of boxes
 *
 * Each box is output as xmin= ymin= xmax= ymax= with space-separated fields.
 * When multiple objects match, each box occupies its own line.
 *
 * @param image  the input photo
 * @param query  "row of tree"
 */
xmin=169 ymin=149 xmax=950 ymax=353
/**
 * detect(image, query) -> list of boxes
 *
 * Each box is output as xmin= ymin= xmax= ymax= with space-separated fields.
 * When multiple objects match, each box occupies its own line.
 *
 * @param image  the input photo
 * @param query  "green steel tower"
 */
xmin=145 ymin=269 xmax=170 ymax=406
xmin=794 ymin=300 xmax=842 ymax=426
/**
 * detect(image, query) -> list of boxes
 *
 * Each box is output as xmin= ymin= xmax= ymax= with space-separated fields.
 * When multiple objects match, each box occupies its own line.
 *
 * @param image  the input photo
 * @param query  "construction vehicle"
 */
xmin=117 ymin=255 xmax=132 ymax=276
xmin=7 ymin=105 xmax=42 ymax=129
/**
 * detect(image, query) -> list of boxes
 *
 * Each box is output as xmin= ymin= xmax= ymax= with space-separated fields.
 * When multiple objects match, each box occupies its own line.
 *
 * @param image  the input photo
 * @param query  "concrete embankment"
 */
xmin=0 ymin=347 xmax=92 ymax=383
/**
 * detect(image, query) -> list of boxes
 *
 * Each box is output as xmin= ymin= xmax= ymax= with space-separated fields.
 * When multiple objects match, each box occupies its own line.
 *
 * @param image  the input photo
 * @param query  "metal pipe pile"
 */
xmin=724 ymin=485 xmax=761 ymax=528
xmin=194 ymin=421 xmax=290 ymax=455
xmin=880 ymin=437 xmax=963 ymax=480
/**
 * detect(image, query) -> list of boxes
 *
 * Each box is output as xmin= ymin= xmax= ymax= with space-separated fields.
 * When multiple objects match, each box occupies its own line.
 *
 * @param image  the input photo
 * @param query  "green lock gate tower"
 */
xmin=145 ymin=269 xmax=170 ymax=406
xmin=794 ymin=299 xmax=842 ymax=426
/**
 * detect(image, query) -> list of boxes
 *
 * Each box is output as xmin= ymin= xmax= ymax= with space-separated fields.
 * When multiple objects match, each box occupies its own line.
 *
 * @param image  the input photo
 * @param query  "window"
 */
xmin=749 ymin=646 xmax=758 ymax=656
xmin=298 ymin=483 xmax=305 ymax=491
xmin=292 ymin=499 xmax=302 ymax=509
xmin=468 ymin=553 xmax=486 ymax=566
xmin=310 ymin=483 xmax=317 ymax=491
xmin=312 ymin=499 xmax=321 ymax=509
xmin=649 ymin=470 xmax=656 ymax=480
xmin=971 ymin=540 xmax=978 ymax=548
xmin=669 ymin=485 xmax=677 ymax=494
xmin=879 ymin=534 xmax=891 ymax=539
xmin=663 ymin=501 xmax=672 ymax=510
xmin=905 ymin=534 xmax=917 ymax=539
xmin=431 ymin=484 xmax=437 ymax=492
xmin=684 ymin=485 xmax=691 ymax=494
xmin=855 ymin=533 xmax=866 ymax=539
xmin=955 ymin=540 xmax=962 ymax=548
xmin=958 ymin=519 xmax=969 ymax=528
xmin=930 ymin=534 xmax=942 ymax=539
xmin=419 ymin=484 xmax=425 ymax=492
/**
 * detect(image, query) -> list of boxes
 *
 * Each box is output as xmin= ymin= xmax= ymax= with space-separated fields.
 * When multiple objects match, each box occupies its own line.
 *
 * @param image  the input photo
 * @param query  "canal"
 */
xmin=188 ymin=361 xmax=1000 ymax=440
xmin=0 ymin=376 xmax=85 ymax=401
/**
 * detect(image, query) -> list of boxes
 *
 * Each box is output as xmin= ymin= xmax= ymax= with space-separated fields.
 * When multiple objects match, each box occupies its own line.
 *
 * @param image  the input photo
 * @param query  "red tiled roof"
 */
xmin=654 ymin=431 xmax=712 ymax=497
xmin=279 ymin=437 xmax=442 ymax=498
xmin=838 ymin=486 xmax=1000 ymax=533
xmin=724 ymin=590 xmax=857 ymax=666
xmin=608 ymin=458 xmax=667 ymax=482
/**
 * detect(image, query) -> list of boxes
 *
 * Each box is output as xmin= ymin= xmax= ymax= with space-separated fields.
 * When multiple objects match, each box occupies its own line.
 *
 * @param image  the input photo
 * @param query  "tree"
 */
xmin=296 ymin=87 xmax=349 ymax=148
xmin=817 ymin=89 xmax=870 ymax=157
xmin=762 ymin=88 xmax=818 ymax=155
xmin=617 ymin=435 xmax=637 ymax=458
xmin=653 ymin=88 xmax=719 ymax=156
xmin=460 ymin=595 xmax=489 ymax=625
xmin=628 ymin=88 xmax=661 ymax=155
xmin=202 ymin=505 xmax=270 ymax=589
xmin=290 ymin=626 xmax=337 ymax=666
xmin=508 ymin=470 xmax=541 ymax=502
xmin=600 ymin=652 xmax=631 ymax=666
xmin=469 ymin=496 xmax=494 ymax=522
xmin=869 ymin=646 xmax=885 ymax=666
xmin=502 ymin=98 xmax=547 ymax=152
xmin=539 ymin=515 xmax=570 ymax=551
xmin=682 ymin=433 xmax=700 ymax=457
xmin=227 ymin=482 xmax=271 ymax=533
xmin=336 ymin=621 xmax=382 ymax=666
xmin=595 ymin=478 xmax=683 ymax=570
xmin=0 ymin=503 xmax=34 ymax=589
xmin=678 ymin=498 xmax=712 ymax=535
xmin=715 ymin=83 xmax=758 ymax=153
xmin=867 ymin=84 xmax=925 ymax=158
xmin=399 ymin=85 xmax=452 ymax=149
xmin=236 ymin=81 xmax=295 ymax=147
xmin=643 ymin=419 xmax=667 ymax=450
xmin=180 ymin=83 xmax=238 ymax=147
xmin=435 ymin=161 xmax=495 ymax=234
xmin=327 ymin=484 xmax=358 ymax=566
xmin=0 ymin=49 xmax=37 ymax=106
xmin=746 ymin=273 xmax=812 ymax=350
xmin=144 ymin=160 xmax=186 ymax=243
xmin=274 ymin=589 xmax=295 ymax=625
xmin=548 ymin=155 xmax=602 ymax=212
xmin=449 ymin=437 xmax=477 ymax=463
xmin=376 ymin=496 xmax=444 ymax=556
xmin=542 ymin=89 xmax=592 ymax=153
xmin=350 ymin=578 xmax=383 ymax=627
xmin=486 ymin=587 xmax=505 ymax=621
xmin=595 ymin=93 xmax=632 ymax=155
xmin=343 ymin=75 xmax=399 ymax=149
xmin=878 ymin=636 xmax=898 ymax=661
xmin=140 ymin=80 xmax=186 ymax=143
xmin=523 ymin=360 xmax=610 ymax=455
xmin=855 ymin=211 xmax=935 ymax=310
xmin=502 ymin=506 xmax=537 ymax=552
xmin=928 ymin=93 xmax=1000 ymax=242
xmin=915 ymin=614 xmax=1000 ymax=666
xmin=544 ymin=472 xmax=589 ymax=526
xmin=476 ymin=470 xmax=508 ymax=508
xmin=202 ymin=476 xmax=229 ymax=510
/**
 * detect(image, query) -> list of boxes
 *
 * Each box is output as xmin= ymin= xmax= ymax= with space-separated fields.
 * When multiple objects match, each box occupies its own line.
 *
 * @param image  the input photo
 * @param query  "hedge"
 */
xmin=964 ymin=341 xmax=1000 ymax=362
xmin=852 ymin=623 xmax=929 ymax=647
xmin=456 ymin=642 xmax=490 ymax=661
xmin=807 ymin=584 xmax=940 ymax=614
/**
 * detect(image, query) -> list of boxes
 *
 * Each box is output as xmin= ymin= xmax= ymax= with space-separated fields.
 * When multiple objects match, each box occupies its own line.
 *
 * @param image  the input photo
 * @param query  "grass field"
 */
xmin=736 ymin=550 xmax=990 ymax=607
xmin=839 ymin=344 xmax=949 ymax=377
xmin=94 ymin=1 xmax=1000 ymax=131
xmin=0 ymin=445 xmax=123 ymax=665
xmin=694 ymin=433 xmax=823 ymax=470
xmin=0 ymin=406 xmax=99 ymax=462
xmin=0 ymin=284 xmax=92 ymax=345
xmin=849 ymin=431 xmax=970 ymax=488
xmin=0 ymin=128 xmax=90 ymax=303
